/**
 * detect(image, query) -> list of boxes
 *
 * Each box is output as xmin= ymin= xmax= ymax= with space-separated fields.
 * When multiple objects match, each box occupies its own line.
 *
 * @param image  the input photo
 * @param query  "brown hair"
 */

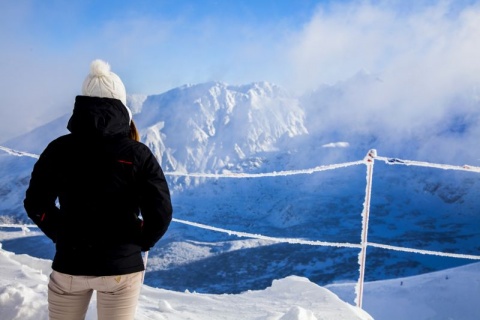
xmin=130 ymin=120 xmax=140 ymax=142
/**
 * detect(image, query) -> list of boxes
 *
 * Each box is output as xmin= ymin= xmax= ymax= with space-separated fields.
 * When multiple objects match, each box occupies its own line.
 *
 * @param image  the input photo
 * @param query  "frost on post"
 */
xmin=355 ymin=149 xmax=376 ymax=308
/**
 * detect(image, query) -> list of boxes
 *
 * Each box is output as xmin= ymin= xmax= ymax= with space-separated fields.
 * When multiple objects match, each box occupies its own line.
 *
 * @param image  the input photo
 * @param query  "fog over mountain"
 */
xmin=1 ymin=75 xmax=479 ymax=305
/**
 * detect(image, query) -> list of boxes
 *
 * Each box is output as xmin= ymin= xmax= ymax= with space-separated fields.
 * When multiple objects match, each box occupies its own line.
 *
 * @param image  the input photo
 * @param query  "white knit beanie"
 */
xmin=82 ymin=59 xmax=132 ymax=122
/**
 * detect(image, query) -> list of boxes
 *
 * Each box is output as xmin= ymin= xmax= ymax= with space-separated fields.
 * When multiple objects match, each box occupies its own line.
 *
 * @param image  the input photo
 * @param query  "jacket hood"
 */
xmin=67 ymin=96 xmax=131 ymax=138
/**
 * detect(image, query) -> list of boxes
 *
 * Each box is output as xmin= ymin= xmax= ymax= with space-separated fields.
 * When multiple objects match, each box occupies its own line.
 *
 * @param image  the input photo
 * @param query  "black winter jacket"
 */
xmin=24 ymin=96 xmax=172 ymax=276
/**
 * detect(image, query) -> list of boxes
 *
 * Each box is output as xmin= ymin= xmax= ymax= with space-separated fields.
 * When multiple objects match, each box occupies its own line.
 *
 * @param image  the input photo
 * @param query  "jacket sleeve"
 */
xmin=138 ymin=149 xmax=173 ymax=251
xmin=24 ymin=143 xmax=60 ymax=243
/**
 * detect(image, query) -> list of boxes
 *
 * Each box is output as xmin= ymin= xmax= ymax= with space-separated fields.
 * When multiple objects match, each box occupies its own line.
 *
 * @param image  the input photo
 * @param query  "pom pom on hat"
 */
xmin=82 ymin=59 xmax=132 ymax=122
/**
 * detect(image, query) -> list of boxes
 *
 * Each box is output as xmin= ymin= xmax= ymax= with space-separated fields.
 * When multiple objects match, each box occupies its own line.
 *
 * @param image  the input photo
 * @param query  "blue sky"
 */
xmin=1 ymin=0 xmax=480 ymax=141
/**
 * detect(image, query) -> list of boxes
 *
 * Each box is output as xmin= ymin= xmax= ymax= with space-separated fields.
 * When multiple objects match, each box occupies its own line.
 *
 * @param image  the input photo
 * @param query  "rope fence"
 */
xmin=1 ymin=145 xmax=480 ymax=309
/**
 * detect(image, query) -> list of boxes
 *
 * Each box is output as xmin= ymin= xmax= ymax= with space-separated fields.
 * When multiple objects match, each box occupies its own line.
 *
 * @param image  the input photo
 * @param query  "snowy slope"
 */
xmin=327 ymin=262 xmax=480 ymax=320
xmin=0 ymin=234 xmax=372 ymax=320
xmin=2 ymin=229 xmax=479 ymax=320
xmin=0 ymin=154 xmax=37 ymax=223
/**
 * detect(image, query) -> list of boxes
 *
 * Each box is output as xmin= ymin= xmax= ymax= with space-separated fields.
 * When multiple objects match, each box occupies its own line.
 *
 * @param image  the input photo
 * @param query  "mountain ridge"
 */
xmin=136 ymin=81 xmax=307 ymax=174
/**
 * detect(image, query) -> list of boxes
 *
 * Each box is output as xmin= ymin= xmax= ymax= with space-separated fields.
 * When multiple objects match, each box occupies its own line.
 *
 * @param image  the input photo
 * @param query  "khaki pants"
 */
xmin=48 ymin=270 xmax=143 ymax=320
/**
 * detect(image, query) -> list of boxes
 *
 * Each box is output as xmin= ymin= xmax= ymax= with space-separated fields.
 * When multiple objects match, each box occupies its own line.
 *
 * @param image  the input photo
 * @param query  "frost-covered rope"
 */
xmin=368 ymin=242 xmax=480 ymax=260
xmin=0 ymin=224 xmax=32 ymax=234
xmin=0 ymin=220 xmax=362 ymax=249
xmin=0 ymin=145 xmax=39 ymax=159
xmin=376 ymin=156 xmax=480 ymax=173
xmin=172 ymin=218 xmax=480 ymax=260
xmin=172 ymin=218 xmax=362 ymax=248
xmin=164 ymin=160 xmax=365 ymax=178
xmin=0 ymin=144 xmax=364 ymax=177
xmin=0 ymin=224 xmax=35 ymax=228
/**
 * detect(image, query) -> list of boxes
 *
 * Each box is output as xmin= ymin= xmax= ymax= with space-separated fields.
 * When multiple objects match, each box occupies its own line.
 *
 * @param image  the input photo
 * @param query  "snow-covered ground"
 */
xmin=328 ymin=263 xmax=480 ymax=320
xmin=0 ymin=229 xmax=371 ymax=320
xmin=1 ymin=229 xmax=479 ymax=320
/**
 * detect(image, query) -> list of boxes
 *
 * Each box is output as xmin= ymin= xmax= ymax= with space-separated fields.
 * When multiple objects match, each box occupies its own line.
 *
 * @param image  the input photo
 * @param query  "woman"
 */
xmin=24 ymin=59 xmax=173 ymax=320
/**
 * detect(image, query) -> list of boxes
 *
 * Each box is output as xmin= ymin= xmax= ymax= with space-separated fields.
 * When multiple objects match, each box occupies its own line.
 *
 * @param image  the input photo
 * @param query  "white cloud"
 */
xmin=286 ymin=1 xmax=480 ymax=93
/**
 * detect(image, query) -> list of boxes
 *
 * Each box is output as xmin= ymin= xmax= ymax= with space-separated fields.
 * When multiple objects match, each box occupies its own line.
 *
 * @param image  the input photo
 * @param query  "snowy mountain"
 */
xmin=0 ymin=78 xmax=479 ymax=317
xmin=136 ymin=82 xmax=307 ymax=176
